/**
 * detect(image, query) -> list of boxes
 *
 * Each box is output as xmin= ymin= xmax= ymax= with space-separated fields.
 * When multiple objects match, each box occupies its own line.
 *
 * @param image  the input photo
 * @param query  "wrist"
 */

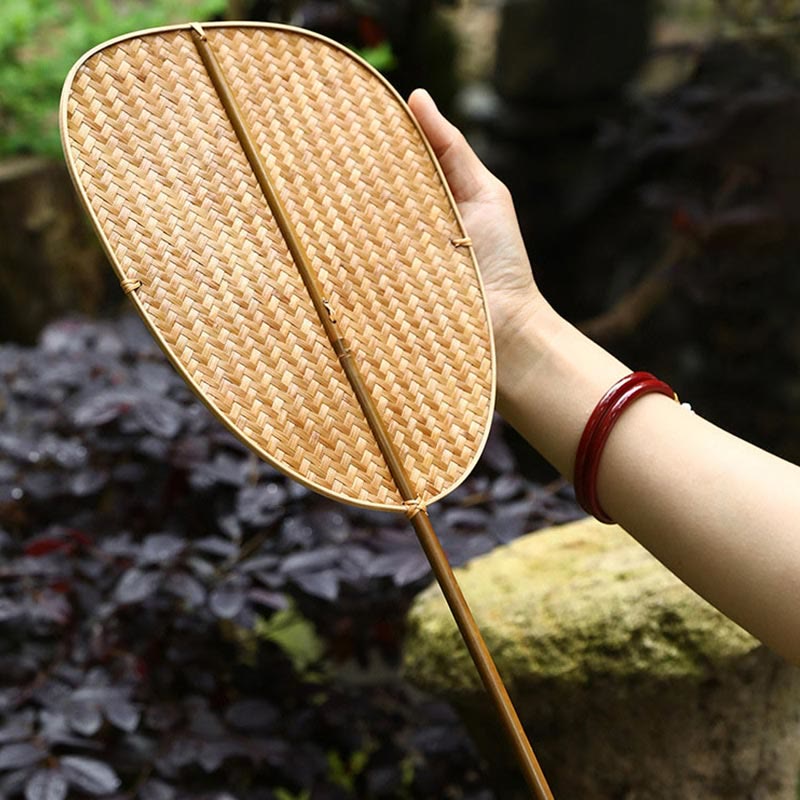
xmin=491 ymin=289 xmax=556 ymax=372
xmin=494 ymin=304 xmax=630 ymax=477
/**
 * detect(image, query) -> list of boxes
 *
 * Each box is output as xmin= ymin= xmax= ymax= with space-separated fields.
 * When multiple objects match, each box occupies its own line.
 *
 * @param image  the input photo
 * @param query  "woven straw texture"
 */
xmin=61 ymin=23 xmax=494 ymax=511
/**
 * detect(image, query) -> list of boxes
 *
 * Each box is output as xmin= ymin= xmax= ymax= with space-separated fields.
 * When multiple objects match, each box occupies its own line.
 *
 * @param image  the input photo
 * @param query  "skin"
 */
xmin=408 ymin=88 xmax=800 ymax=666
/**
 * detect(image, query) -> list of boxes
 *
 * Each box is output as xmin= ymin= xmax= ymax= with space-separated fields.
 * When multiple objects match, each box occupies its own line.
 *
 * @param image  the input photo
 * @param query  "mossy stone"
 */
xmin=404 ymin=518 xmax=800 ymax=799
xmin=406 ymin=517 xmax=758 ymax=690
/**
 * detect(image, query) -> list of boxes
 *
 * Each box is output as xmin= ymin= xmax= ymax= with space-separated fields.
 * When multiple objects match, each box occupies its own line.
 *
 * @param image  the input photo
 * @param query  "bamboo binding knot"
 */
xmin=451 ymin=236 xmax=473 ymax=248
xmin=120 ymin=278 xmax=142 ymax=294
xmin=190 ymin=22 xmax=207 ymax=40
xmin=403 ymin=496 xmax=428 ymax=519
xmin=322 ymin=299 xmax=337 ymax=323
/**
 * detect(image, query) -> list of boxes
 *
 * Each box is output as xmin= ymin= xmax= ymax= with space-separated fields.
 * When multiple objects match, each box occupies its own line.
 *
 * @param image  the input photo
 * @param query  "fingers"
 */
xmin=408 ymin=88 xmax=497 ymax=205
xmin=407 ymin=89 xmax=458 ymax=159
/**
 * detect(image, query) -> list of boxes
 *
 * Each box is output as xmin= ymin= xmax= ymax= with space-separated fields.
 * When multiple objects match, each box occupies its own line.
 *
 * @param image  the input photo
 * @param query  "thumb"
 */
xmin=408 ymin=89 xmax=496 ymax=205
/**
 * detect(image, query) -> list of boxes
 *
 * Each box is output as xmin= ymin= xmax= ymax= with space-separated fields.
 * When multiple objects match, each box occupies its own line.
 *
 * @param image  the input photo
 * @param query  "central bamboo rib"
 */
xmin=190 ymin=24 xmax=553 ymax=799
xmin=190 ymin=24 xmax=411 ymax=500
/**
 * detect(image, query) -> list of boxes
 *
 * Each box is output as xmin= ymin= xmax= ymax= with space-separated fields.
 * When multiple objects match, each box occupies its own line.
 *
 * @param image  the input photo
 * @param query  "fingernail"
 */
xmin=421 ymin=88 xmax=437 ymax=110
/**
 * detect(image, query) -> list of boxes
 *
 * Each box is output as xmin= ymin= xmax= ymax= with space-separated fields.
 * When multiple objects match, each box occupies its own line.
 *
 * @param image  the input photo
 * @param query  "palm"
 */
xmin=408 ymin=90 xmax=539 ymax=342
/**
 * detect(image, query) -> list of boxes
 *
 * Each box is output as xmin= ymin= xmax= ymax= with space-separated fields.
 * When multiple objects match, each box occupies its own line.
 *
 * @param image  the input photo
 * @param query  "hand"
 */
xmin=407 ymin=89 xmax=546 ymax=349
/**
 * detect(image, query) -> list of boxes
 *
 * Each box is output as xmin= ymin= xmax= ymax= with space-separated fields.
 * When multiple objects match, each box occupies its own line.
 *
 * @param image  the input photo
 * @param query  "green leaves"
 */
xmin=356 ymin=40 xmax=397 ymax=72
xmin=0 ymin=0 xmax=227 ymax=157
xmin=254 ymin=604 xmax=325 ymax=676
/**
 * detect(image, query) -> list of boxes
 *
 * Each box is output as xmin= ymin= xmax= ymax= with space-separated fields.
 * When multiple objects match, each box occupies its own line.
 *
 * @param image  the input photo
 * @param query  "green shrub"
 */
xmin=0 ymin=0 xmax=227 ymax=158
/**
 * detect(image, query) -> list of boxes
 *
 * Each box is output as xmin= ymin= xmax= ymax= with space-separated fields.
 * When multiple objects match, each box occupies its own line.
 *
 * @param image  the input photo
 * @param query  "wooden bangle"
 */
xmin=574 ymin=372 xmax=677 ymax=523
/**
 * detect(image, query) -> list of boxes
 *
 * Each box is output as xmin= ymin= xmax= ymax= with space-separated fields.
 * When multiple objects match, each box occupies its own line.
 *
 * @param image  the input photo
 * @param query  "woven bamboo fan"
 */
xmin=60 ymin=22 xmax=553 ymax=798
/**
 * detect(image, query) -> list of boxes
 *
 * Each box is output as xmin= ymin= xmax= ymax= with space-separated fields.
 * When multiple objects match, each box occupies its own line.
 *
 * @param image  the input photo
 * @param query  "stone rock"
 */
xmin=0 ymin=157 xmax=111 ymax=343
xmin=404 ymin=517 xmax=800 ymax=799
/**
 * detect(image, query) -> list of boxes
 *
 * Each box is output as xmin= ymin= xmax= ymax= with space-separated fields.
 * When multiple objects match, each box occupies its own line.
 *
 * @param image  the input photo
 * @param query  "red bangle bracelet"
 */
xmin=574 ymin=371 xmax=678 ymax=523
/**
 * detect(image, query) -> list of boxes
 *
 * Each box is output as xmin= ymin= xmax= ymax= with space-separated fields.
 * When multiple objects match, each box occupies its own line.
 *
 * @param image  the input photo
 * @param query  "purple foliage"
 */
xmin=0 ymin=316 xmax=582 ymax=799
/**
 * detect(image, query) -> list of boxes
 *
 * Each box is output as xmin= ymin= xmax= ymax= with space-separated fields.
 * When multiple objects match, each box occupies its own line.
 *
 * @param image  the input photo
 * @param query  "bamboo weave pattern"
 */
xmin=62 ymin=24 xmax=495 ymax=511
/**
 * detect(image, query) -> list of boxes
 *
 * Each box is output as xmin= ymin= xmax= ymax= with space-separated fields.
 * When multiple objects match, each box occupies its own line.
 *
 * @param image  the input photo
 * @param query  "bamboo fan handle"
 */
xmin=412 ymin=512 xmax=554 ymax=798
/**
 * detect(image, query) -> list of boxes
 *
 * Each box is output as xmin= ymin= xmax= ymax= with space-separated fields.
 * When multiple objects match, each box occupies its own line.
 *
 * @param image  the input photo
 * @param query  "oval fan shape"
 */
xmin=60 ymin=22 xmax=495 ymax=512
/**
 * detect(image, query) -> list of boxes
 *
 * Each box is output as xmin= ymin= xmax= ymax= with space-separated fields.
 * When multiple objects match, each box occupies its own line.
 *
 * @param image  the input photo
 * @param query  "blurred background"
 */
xmin=5 ymin=0 xmax=800 ymax=464
xmin=0 ymin=1 xmax=798 ymax=799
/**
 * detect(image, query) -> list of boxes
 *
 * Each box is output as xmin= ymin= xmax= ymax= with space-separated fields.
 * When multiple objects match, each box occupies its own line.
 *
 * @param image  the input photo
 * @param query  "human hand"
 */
xmin=407 ymin=89 xmax=546 ymax=348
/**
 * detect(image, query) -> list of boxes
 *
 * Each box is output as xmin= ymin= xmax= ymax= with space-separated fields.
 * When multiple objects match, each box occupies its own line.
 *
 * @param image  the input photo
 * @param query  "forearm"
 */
xmin=407 ymin=87 xmax=799 ymax=664
xmin=497 ymin=302 xmax=800 ymax=665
